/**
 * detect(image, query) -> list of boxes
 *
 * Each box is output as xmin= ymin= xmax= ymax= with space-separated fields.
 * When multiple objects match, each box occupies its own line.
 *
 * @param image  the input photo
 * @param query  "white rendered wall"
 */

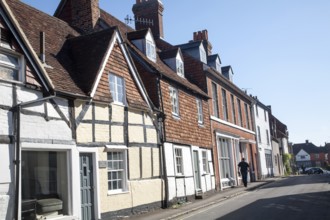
xmin=253 ymin=104 xmax=272 ymax=178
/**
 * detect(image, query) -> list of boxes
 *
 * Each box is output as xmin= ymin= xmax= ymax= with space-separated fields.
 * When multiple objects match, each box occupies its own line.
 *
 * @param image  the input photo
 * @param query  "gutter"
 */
xmin=13 ymin=93 xmax=56 ymax=220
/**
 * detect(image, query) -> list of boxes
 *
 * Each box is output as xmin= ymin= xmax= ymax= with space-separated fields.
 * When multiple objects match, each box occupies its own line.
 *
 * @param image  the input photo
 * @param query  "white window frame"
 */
xmin=176 ymin=58 xmax=184 ymax=77
xmin=175 ymin=148 xmax=184 ymax=175
xmin=0 ymin=49 xmax=24 ymax=82
xmin=202 ymin=151 xmax=209 ymax=173
xmin=221 ymin=89 xmax=228 ymax=121
xmin=109 ymin=73 xmax=126 ymax=105
xmin=146 ymin=40 xmax=156 ymax=62
xmin=212 ymin=82 xmax=219 ymax=118
xmin=200 ymin=46 xmax=207 ymax=64
xmin=169 ymin=86 xmax=179 ymax=116
xmin=257 ymin=126 xmax=262 ymax=143
xmin=107 ymin=148 xmax=128 ymax=194
xmin=266 ymin=129 xmax=270 ymax=145
xmin=216 ymin=59 xmax=222 ymax=73
xmin=230 ymin=94 xmax=236 ymax=124
xmin=218 ymin=138 xmax=233 ymax=179
xmin=196 ymin=98 xmax=203 ymax=124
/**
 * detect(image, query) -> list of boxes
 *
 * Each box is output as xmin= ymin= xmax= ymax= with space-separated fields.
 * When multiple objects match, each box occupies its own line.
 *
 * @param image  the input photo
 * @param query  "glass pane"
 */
xmin=118 ymin=171 xmax=123 ymax=179
xmin=0 ymin=53 xmax=18 ymax=66
xmin=107 ymin=152 xmax=113 ymax=160
xmin=112 ymin=171 xmax=117 ymax=179
xmin=113 ymin=152 xmax=118 ymax=160
xmin=0 ymin=66 xmax=17 ymax=80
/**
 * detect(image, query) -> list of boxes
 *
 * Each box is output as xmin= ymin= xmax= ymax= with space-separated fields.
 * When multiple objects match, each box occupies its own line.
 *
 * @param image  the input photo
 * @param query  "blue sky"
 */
xmin=21 ymin=0 xmax=330 ymax=146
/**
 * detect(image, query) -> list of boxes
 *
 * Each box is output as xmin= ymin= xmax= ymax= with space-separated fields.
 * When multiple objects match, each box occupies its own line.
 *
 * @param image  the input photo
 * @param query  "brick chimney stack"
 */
xmin=193 ymin=30 xmax=212 ymax=56
xmin=55 ymin=0 xmax=100 ymax=34
xmin=132 ymin=0 xmax=164 ymax=39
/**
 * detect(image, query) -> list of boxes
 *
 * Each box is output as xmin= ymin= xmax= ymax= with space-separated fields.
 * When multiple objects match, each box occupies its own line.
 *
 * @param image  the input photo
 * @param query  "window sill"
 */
xmin=0 ymin=78 xmax=24 ymax=85
xmin=172 ymin=114 xmax=180 ymax=120
xmin=111 ymin=102 xmax=126 ymax=107
xmin=107 ymin=189 xmax=129 ymax=196
xmin=198 ymin=122 xmax=204 ymax=127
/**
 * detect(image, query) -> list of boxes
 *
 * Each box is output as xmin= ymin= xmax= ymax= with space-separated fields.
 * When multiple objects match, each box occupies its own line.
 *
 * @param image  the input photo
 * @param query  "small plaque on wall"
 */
xmin=98 ymin=161 xmax=107 ymax=168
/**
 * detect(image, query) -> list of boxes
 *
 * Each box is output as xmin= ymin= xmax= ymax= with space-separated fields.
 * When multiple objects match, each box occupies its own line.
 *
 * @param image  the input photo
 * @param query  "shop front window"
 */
xmin=21 ymin=151 xmax=69 ymax=218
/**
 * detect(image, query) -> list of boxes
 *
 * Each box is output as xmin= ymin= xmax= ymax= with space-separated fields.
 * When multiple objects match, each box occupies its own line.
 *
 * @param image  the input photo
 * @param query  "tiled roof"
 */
xmin=176 ymin=41 xmax=202 ymax=50
xmin=159 ymin=48 xmax=179 ymax=60
xmin=221 ymin=65 xmax=232 ymax=74
xmin=127 ymin=29 xmax=149 ymax=41
xmin=5 ymin=0 xmax=85 ymax=96
xmin=207 ymin=54 xmax=220 ymax=63
xmin=292 ymin=142 xmax=321 ymax=155
xmin=127 ymin=41 xmax=209 ymax=99
xmin=62 ymin=28 xmax=116 ymax=94
xmin=99 ymin=8 xmax=209 ymax=98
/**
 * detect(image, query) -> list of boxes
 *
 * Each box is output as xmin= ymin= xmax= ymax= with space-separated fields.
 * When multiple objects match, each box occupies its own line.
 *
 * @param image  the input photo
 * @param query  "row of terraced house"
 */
xmin=0 ymin=0 xmax=289 ymax=219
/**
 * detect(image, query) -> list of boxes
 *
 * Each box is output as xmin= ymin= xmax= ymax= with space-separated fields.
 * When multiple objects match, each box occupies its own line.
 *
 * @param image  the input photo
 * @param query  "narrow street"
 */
xmin=175 ymin=175 xmax=330 ymax=220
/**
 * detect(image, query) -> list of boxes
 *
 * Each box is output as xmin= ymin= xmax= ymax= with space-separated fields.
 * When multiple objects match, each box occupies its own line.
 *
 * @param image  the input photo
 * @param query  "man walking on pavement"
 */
xmin=238 ymin=158 xmax=250 ymax=187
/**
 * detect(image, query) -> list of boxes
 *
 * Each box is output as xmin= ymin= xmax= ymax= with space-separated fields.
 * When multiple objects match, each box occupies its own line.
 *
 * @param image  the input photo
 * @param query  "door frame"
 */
xmin=78 ymin=148 xmax=100 ymax=220
xmin=193 ymin=150 xmax=202 ymax=191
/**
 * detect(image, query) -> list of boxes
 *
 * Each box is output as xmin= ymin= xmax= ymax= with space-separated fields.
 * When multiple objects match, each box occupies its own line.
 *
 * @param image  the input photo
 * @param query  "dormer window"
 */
xmin=0 ymin=51 xmax=22 ymax=81
xmin=128 ymin=29 xmax=157 ymax=63
xmin=200 ymin=46 xmax=207 ymax=64
xmin=176 ymin=58 xmax=184 ymax=77
xmin=146 ymin=40 xmax=156 ymax=62
xmin=216 ymin=59 xmax=221 ymax=73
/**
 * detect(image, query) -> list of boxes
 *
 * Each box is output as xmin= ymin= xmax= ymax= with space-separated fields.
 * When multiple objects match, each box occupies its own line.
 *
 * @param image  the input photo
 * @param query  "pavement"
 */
xmin=127 ymin=177 xmax=282 ymax=220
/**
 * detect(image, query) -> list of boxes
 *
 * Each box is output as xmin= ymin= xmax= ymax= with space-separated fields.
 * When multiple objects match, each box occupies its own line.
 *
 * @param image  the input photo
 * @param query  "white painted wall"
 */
xmin=253 ymin=103 xmax=273 ymax=178
xmin=0 ymin=82 xmax=78 ymax=219
xmin=295 ymin=149 xmax=310 ymax=162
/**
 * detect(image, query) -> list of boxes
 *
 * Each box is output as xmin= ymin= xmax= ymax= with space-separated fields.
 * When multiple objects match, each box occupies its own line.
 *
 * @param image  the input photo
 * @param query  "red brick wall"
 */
xmin=206 ymin=77 xmax=257 ymax=188
xmin=183 ymin=54 xmax=208 ymax=92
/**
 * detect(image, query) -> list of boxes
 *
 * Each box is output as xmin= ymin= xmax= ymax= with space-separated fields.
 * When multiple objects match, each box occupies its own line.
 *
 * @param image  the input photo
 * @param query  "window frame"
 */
xmin=200 ymin=47 xmax=207 ymax=64
xmin=0 ymin=49 xmax=24 ymax=82
xmin=196 ymin=98 xmax=203 ymax=124
xmin=109 ymin=73 xmax=126 ymax=105
xmin=202 ymin=151 xmax=209 ymax=174
xmin=244 ymin=103 xmax=250 ymax=129
xmin=212 ymin=82 xmax=219 ymax=118
xmin=221 ymin=89 xmax=228 ymax=121
xmin=146 ymin=39 xmax=156 ymax=62
xmin=169 ymin=86 xmax=180 ymax=116
xmin=266 ymin=129 xmax=270 ymax=145
xmin=175 ymin=148 xmax=184 ymax=175
xmin=257 ymin=126 xmax=262 ymax=143
xmin=107 ymin=149 xmax=128 ymax=194
xmin=176 ymin=58 xmax=184 ymax=77
xmin=237 ymin=98 xmax=243 ymax=127
xmin=230 ymin=94 xmax=236 ymax=124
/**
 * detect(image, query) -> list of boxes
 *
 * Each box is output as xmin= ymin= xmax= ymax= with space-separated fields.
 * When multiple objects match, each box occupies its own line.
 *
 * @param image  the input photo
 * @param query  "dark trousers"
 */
xmin=242 ymin=172 xmax=248 ymax=187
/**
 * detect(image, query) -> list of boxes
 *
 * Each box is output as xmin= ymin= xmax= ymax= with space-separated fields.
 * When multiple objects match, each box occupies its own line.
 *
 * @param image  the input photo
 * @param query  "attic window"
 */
xmin=216 ymin=60 xmax=221 ymax=73
xmin=0 ymin=51 xmax=21 ymax=81
xmin=109 ymin=73 xmax=126 ymax=105
xmin=176 ymin=58 xmax=184 ymax=77
xmin=146 ymin=40 xmax=156 ymax=62
xmin=200 ymin=47 xmax=207 ymax=64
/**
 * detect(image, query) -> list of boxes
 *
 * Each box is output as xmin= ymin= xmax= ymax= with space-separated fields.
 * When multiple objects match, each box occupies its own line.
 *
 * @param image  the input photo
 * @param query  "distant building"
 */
xmin=293 ymin=140 xmax=328 ymax=168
